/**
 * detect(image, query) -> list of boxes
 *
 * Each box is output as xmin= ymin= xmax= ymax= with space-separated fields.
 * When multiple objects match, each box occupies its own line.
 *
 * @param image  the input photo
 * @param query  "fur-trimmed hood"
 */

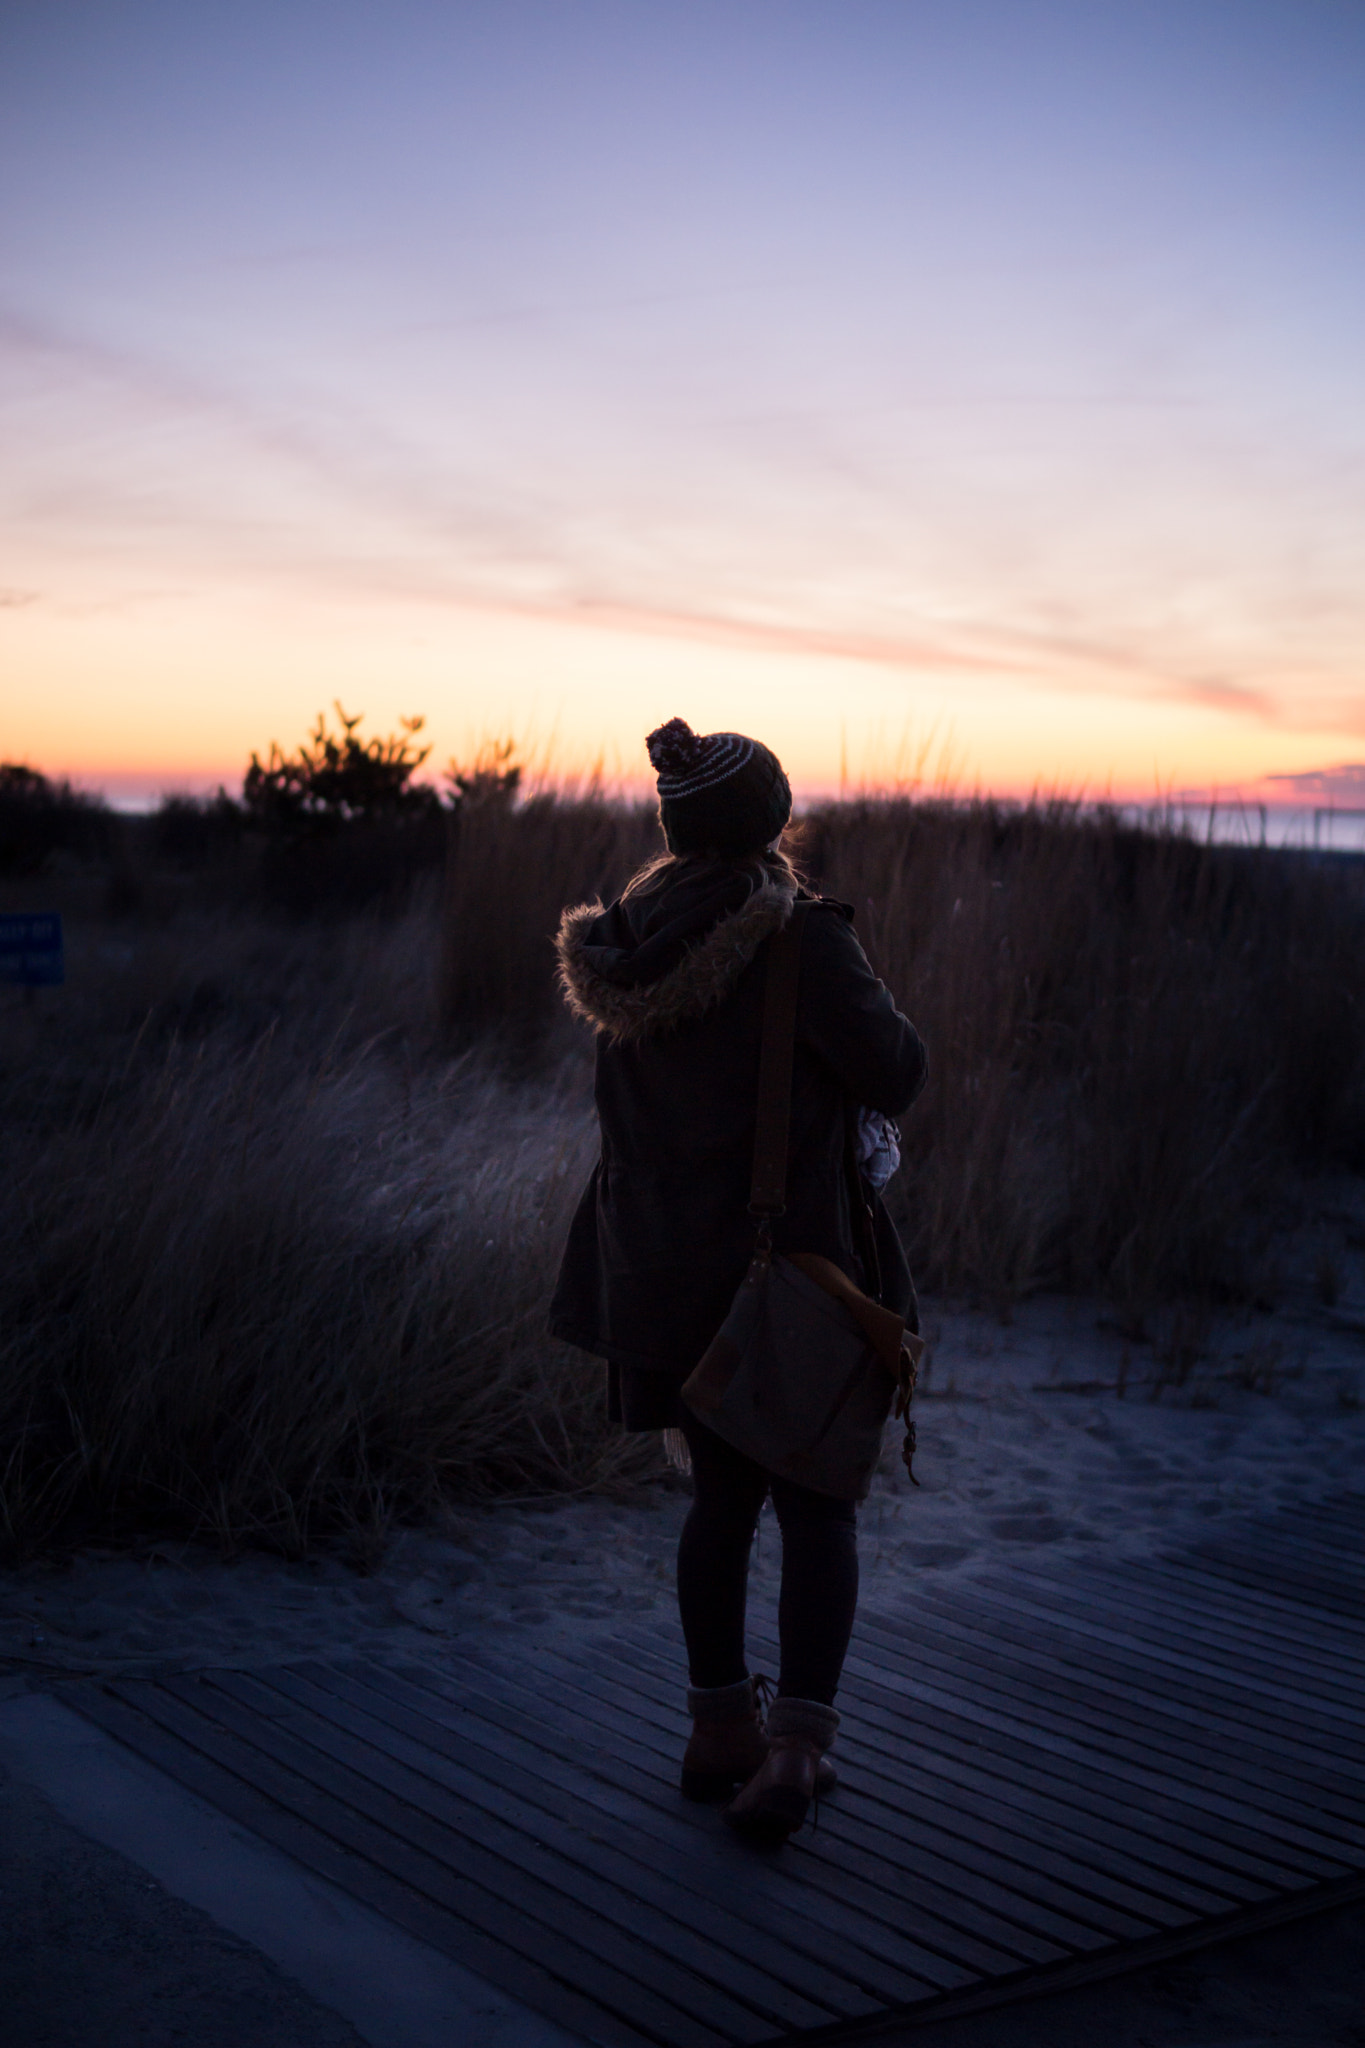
xmin=557 ymin=858 xmax=797 ymax=1043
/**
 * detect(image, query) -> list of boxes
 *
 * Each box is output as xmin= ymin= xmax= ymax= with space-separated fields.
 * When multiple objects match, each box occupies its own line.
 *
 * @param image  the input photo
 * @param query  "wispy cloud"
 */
xmin=5 ymin=296 xmax=1364 ymax=747
xmin=1263 ymin=763 xmax=1365 ymax=801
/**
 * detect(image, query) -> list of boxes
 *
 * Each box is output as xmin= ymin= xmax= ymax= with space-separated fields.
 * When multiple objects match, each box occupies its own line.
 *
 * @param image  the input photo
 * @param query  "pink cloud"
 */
xmin=1263 ymin=763 xmax=1365 ymax=801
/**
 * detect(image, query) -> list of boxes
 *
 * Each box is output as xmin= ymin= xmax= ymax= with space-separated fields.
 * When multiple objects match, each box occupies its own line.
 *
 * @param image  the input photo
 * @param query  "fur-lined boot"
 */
xmin=680 ymin=1678 xmax=770 ymax=1801
xmin=723 ymin=1696 xmax=839 ymax=1842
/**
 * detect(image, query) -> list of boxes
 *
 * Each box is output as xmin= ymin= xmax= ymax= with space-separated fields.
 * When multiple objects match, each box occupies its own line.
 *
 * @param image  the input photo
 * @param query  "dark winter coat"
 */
xmin=549 ymin=853 xmax=927 ymax=1428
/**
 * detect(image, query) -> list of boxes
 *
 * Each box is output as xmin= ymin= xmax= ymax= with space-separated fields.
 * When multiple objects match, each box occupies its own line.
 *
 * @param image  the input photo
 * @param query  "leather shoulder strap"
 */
xmin=748 ymin=900 xmax=812 ymax=1217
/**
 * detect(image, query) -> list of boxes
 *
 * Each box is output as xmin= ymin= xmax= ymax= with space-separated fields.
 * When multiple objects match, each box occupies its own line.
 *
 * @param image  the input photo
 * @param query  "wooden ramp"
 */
xmin=67 ymin=1496 xmax=1365 ymax=2046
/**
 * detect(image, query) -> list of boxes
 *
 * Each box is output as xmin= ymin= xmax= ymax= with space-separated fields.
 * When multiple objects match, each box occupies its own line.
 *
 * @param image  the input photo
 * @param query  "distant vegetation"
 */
xmin=3 ymin=713 xmax=1363 ymax=1552
xmin=241 ymin=704 xmax=443 ymax=828
xmin=441 ymin=792 xmax=1365 ymax=1299
xmin=1 ymin=705 xmax=464 ymax=909
xmin=0 ymin=762 xmax=115 ymax=877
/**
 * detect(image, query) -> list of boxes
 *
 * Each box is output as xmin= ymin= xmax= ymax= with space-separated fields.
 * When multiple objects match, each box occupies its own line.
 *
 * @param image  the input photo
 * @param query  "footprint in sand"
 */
xmin=391 ymin=1572 xmax=480 ymax=1634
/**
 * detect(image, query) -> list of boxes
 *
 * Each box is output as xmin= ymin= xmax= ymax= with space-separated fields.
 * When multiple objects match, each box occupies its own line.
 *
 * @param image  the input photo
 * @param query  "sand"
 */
xmin=3 ymin=1289 xmax=1360 ymax=1689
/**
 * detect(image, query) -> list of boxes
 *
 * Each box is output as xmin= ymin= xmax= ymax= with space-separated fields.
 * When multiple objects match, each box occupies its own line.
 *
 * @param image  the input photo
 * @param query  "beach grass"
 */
xmin=0 ymin=891 xmax=656 ymax=1554
xmin=2 ymin=792 xmax=1362 ymax=1551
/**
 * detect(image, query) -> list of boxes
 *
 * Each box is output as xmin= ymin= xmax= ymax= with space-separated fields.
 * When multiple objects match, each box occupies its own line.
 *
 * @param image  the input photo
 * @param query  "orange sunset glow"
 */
xmin=8 ymin=587 xmax=1365 ymax=809
xmin=3 ymin=4 xmax=1363 ymax=808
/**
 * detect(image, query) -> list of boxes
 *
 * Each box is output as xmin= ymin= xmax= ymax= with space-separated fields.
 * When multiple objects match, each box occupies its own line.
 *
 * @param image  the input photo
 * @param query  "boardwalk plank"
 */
xmin=940 ymin=1576 xmax=1365 ymax=1746
xmin=171 ymin=1670 xmax=776 ymax=2047
xmin=177 ymin=1675 xmax=742 ymax=2048
xmin=58 ymin=1497 xmax=1365 ymax=2048
xmin=1009 ymin=1560 xmax=1365 ymax=1689
xmin=590 ymin=1633 xmax=1255 ymax=1920
xmin=1182 ymin=1526 xmax=1365 ymax=1595
xmin=811 ymin=1650 xmax=1354 ymax=1881
xmin=1162 ymin=1553 xmax=1365 ymax=1625
xmin=728 ymin=1617 xmax=1342 ymax=1887
xmin=1187 ymin=1528 xmax=1365 ymax=1595
xmin=1020 ymin=1556 xmax=1365 ymax=1684
xmin=134 ymin=1673 xmax=748 ymax=2048
xmin=445 ymin=1637 xmax=1075 ymax=1968
xmin=71 ymin=1683 xmax=654 ymax=2048
xmin=290 ymin=1661 xmax=915 ymax=2015
xmin=840 ymin=1612 xmax=1365 ymax=1848
xmin=549 ymin=1628 xmax=1230 ymax=1928
xmin=343 ymin=1659 xmax=972 ymax=1999
xmin=853 ymin=1592 xmax=1365 ymax=1804
xmin=259 ymin=1663 xmax=860 ymax=2032
xmin=1078 ymin=1553 xmax=1365 ymax=1658
xmin=1160 ymin=1530 xmax=1365 ymax=1621
xmin=898 ymin=1581 xmax=1365 ymax=1782
xmin=609 ymin=1619 xmax=1300 ymax=1902
xmin=475 ymin=1634 xmax=1154 ymax=1945
xmin=470 ymin=1622 xmax=1309 ymax=1941
xmin=564 ymin=1630 xmax=1227 ymax=1916
xmin=996 ymin=1561 xmax=1365 ymax=1707
xmin=206 ymin=1668 xmax=830 ymax=2039
xmin=1186 ymin=1515 xmax=1365 ymax=1572
xmin=1260 ymin=1496 xmax=1365 ymax=1553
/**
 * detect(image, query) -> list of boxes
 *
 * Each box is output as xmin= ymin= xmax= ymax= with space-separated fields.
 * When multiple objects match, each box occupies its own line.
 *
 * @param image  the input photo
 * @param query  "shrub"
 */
xmin=148 ymin=791 xmax=247 ymax=870
xmin=239 ymin=706 xmax=450 ymax=911
xmin=243 ymin=704 xmax=442 ymax=829
xmin=0 ymin=763 xmax=115 ymax=876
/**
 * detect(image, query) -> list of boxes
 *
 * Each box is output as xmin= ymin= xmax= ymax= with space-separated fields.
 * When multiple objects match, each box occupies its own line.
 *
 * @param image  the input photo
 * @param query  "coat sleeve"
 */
xmin=796 ymin=903 xmax=927 ymax=1115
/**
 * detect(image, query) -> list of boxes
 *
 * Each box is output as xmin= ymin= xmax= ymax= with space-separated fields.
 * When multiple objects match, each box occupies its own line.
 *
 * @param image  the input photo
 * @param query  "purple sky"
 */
xmin=3 ymin=0 xmax=1363 ymax=798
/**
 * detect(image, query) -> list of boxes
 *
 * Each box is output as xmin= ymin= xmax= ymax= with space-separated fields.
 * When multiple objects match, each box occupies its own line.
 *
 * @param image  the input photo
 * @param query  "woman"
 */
xmin=550 ymin=718 xmax=927 ymax=1840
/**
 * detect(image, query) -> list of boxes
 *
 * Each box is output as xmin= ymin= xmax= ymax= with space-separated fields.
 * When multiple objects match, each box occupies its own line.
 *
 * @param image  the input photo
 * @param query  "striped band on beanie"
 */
xmin=645 ymin=717 xmax=791 ymax=857
xmin=647 ymin=720 xmax=756 ymax=797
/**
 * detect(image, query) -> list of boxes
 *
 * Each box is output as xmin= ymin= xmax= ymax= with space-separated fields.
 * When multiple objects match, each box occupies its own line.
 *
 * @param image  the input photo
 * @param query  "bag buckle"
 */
xmin=747 ymin=1205 xmax=781 ymax=1256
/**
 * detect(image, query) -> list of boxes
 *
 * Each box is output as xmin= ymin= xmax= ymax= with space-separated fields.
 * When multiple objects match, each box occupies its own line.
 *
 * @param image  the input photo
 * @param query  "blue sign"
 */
xmin=0 ymin=913 xmax=64 ymax=986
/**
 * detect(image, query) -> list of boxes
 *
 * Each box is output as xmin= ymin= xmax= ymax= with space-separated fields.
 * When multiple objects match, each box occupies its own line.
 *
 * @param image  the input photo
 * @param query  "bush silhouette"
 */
xmin=243 ymin=704 xmax=443 ymax=833
xmin=446 ymin=737 xmax=522 ymax=812
xmin=237 ymin=706 xmax=448 ymax=910
xmin=0 ymin=763 xmax=114 ymax=875
xmin=149 ymin=790 xmax=246 ymax=869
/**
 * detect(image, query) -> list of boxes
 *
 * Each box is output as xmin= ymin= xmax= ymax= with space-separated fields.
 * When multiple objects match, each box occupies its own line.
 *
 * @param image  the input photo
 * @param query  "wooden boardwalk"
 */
xmin=68 ymin=1495 xmax=1365 ymax=2045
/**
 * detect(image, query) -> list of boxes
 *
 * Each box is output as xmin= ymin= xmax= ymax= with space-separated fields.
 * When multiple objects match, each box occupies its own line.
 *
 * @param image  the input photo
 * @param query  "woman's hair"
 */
xmin=621 ymin=841 xmax=803 ymax=903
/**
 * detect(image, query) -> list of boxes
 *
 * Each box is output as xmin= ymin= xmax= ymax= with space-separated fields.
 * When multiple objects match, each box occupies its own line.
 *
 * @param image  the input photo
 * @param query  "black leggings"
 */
xmin=675 ymin=1411 xmax=859 ymax=1706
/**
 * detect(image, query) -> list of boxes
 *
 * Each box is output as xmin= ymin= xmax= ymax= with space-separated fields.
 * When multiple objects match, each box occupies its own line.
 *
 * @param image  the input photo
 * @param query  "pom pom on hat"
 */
xmin=645 ymin=717 xmax=702 ymax=779
xmin=645 ymin=716 xmax=790 ymax=855
xmin=646 ymin=718 xmax=756 ymax=797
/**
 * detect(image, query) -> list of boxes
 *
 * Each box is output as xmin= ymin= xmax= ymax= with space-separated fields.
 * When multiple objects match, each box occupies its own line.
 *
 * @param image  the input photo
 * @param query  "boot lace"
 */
xmin=750 ymin=1672 xmax=821 ymax=1828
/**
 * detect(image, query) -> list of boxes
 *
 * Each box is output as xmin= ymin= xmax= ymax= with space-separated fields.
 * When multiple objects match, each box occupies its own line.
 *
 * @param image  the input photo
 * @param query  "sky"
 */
xmin=2 ymin=0 xmax=1363 ymax=804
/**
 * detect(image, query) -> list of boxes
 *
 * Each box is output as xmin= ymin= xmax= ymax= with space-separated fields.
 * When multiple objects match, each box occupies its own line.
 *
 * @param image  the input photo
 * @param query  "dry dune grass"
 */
xmin=0 ymin=894 xmax=654 ymax=1554
xmin=801 ymin=800 xmax=1365 ymax=1312
xmin=437 ymin=792 xmax=1365 ymax=1309
xmin=439 ymin=792 xmax=659 ymax=1045
xmin=0 ymin=1029 xmax=657 ymax=1555
xmin=3 ymin=794 xmax=1363 ymax=1552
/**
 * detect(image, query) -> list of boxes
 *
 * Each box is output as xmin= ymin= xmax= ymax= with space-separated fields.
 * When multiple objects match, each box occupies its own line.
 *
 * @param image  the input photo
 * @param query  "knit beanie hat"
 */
xmin=645 ymin=717 xmax=792 ymax=857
